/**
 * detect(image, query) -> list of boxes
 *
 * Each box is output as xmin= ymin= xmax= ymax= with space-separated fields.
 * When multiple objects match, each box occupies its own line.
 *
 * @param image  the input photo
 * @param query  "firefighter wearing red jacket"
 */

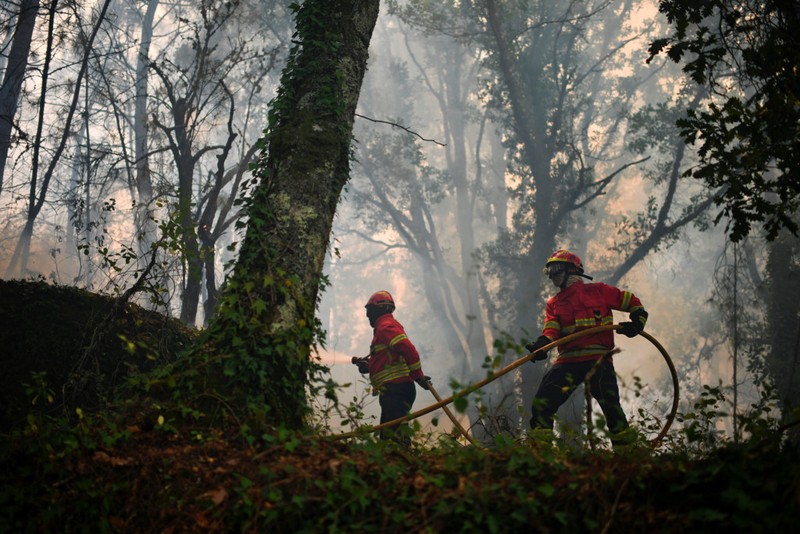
xmin=353 ymin=290 xmax=430 ymax=445
xmin=525 ymin=250 xmax=648 ymax=446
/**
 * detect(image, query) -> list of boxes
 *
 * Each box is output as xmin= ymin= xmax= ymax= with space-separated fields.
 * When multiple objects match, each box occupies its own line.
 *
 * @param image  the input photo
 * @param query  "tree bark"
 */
xmin=133 ymin=0 xmax=159 ymax=267
xmin=198 ymin=0 xmax=381 ymax=429
xmin=0 ymin=0 xmax=39 ymax=196
xmin=765 ymin=229 xmax=800 ymax=442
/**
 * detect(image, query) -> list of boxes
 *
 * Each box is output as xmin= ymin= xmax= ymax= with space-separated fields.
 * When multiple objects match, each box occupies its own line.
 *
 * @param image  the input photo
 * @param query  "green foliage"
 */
xmin=3 ymin=411 xmax=799 ymax=532
xmin=650 ymin=0 xmax=800 ymax=241
xmin=2 ymin=371 xmax=800 ymax=532
xmin=73 ymin=198 xmax=197 ymax=308
xmin=0 ymin=280 xmax=196 ymax=432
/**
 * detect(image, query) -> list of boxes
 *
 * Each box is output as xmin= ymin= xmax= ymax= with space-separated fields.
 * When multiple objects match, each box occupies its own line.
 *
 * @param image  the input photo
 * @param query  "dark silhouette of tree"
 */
xmin=652 ymin=0 xmax=800 ymax=442
xmin=190 ymin=0 xmax=381 ymax=430
xmin=0 ymin=0 xmax=39 ymax=196
xmin=649 ymin=0 xmax=800 ymax=241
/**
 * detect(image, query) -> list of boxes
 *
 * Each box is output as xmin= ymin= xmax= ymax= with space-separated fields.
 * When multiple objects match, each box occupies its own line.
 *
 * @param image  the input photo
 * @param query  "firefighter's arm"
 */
xmin=528 ymin=301 xmax=560 ymax=360
xmin=391 ymin=333 xmax=425 ymax=380
xmin=400 ymin=344 xmax=430 ymax=390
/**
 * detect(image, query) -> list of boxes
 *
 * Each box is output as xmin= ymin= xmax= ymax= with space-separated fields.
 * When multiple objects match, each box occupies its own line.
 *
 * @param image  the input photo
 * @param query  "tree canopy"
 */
xmin=649 ymin=0 xmax=800 ymax=241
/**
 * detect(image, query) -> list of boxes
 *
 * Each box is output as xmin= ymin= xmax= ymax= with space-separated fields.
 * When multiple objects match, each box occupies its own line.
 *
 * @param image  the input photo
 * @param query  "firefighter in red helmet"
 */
xmin=352 ymin=290 xmax=430 ymax=445
xmin=525 ymin=250 xmax=648 ymax=447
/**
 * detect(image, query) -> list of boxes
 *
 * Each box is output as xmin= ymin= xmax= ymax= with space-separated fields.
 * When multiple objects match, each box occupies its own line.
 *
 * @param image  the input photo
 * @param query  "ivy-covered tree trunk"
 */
xmin=195 ymin=0 xmax=380 ymax=430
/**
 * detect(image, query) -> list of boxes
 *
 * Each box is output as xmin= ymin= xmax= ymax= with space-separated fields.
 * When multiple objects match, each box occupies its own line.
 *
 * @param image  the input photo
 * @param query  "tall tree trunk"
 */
xmin=196 ymin=0 xmax=381 ymax=430
xmin=765 ymin=229 xmax=800 ymax=442
xmin=442 ymin=45 xmax=490 ymax=376
xmin=0 ymin=0 xmax=39 ymax=196
xmin=6 ymin=0 xmax=112 ymax=277
xmin=134 ymin=0 xmax=159 ymax=268
xmin=176 ymin=141 xmax=202 ymax=325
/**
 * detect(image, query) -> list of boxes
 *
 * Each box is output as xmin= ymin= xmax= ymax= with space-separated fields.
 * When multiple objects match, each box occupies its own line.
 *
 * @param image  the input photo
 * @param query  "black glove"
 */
xmin=525 ymin=335 xmax=551 ymax=361
xmin=352 ymin=356 xmax=369 ymax=374
xmin=415 ymin=376 xmax=432 ymax=390
xmin=617 ymin=308 xmax=648 ymax=338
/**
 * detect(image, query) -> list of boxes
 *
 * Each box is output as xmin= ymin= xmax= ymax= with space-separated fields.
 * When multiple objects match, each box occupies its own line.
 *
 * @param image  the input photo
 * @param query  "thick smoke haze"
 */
xmin=0 ymin=0 xmax=780 ymax=442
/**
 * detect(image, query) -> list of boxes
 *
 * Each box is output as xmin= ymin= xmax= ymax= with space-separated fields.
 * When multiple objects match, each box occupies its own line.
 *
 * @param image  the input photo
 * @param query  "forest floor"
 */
xmin=2 ymin=417 xmax=799 ymax=532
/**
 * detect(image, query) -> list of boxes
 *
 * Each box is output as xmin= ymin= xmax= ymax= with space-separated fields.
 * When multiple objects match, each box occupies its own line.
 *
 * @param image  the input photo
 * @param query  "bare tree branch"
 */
xmin=355 ymin=112 xmax=446 ymax=146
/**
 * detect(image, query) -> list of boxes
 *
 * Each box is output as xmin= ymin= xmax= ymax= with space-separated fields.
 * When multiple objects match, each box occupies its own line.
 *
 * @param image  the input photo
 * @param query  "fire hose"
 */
xmin=425 ymin=379 xmax=481 ymax=447
xmin=334 ymin=324 xmax=679 ymax=448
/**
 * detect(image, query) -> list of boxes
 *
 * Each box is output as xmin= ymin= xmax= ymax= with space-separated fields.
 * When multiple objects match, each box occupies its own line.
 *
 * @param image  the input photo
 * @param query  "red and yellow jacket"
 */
xmin=541 ymin=280 xmax=645 ymax=364
xmin=367 ymin=314 xmax=424 ymax=393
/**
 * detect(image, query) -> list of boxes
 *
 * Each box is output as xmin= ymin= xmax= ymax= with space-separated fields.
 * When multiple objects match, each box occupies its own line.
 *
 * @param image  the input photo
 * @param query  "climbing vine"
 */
xmin=147 ymin=0 xmax=381 ymax=436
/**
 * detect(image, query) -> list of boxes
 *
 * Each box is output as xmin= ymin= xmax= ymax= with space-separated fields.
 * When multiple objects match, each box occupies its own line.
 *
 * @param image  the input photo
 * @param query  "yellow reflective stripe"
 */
xmin=389 ymin=333 xmax=408 ymax=347
xmin=561 ymin=316 xmax=613 ymax=334
xmin=407 ymin=361 xmax=421 ymax=372
xmin=371 ymin=362 xmax=411 ymax=388
xmin=561 ymin=315 xmax=614 ymax=336
xmin=371 ymin=344 xmax=387 ymax=354
xmin=544 ymin=320 xmax=560 ymax=330
xmin=620 ymin=291 xmax=632 ymax=311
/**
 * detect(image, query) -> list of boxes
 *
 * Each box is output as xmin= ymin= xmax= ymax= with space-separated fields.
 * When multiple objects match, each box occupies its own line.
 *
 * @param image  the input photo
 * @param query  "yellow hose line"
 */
xmin=332 ymin=325 xmax=679 ymax=448
xmin=639 ymin=329 xmax=680 ymax=447
xmin=426 ymin=381 xmax=481 ymax=447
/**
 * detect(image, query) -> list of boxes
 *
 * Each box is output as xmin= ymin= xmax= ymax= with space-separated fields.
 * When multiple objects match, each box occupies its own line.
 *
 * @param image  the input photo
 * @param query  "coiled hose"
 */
xmin=332 ymin=325 xmax=679 ymax=448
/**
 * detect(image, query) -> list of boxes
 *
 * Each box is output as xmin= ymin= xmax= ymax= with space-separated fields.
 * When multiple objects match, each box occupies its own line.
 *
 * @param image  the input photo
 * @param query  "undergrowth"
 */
xmin=1 ymin=279 xmax=798 ymax=531
xmin=1 ymin=388 xmax=798 ymax=533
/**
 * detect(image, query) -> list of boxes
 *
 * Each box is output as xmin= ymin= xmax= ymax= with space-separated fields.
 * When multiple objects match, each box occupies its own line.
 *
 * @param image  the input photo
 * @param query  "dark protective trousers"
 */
xmin=379 ymin=381 xmax=416 ymax=445
xmin=530 ymin=359 xmax=629 ymax=438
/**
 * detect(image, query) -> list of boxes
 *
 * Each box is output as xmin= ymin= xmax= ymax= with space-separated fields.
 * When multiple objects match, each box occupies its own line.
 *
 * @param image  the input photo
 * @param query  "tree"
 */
xmin=132 ymin=0 xmax=159 ymax=271
xmin=5 ymin=0 xmax=114 ymax=278
xmin=147 ymin=0 xmax=252 ymax=325
xmin=764 ymin=229 xmax=800 ymax=439
xmin=353 ymin=3 xmax=499 ymax=379
xmin=138 ymin=0 xmax=291 ymax=325
xmin=649 ymin=0 xmax=800 ymax=241
xmin=0 ymin=0 xmax=39 ymax=196
xmin=0 ymin=0 xmax=291 ymax=322
xmin=340 ymin=0 xmax=718 ymax=440
xmin=188 ymin=0 xmax=381 ymax=430
xmin=651 ymin=0 xmax=800 ymax=440
xmin=603 ymin=85 xmax=717 ymax=286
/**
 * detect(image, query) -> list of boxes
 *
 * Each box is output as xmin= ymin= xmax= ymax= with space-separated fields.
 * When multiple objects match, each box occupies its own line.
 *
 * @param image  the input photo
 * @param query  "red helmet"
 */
xmin=365 ymin=290 xmax=395 ymax=312
xmin=545 ymin=249 xmax=585 ymax=274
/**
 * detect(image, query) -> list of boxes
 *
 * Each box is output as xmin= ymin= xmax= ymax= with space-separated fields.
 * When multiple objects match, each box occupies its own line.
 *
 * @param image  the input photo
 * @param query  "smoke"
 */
xmin=0 ymin=0 xmax=772 ymax=442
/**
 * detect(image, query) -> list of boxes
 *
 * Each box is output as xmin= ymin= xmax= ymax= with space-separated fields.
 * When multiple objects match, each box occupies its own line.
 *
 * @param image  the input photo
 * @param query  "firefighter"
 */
xmin=525 ymin=250 xmax=648 ymax=447
xmin=352 ymin=290 xmax=431 ymax=445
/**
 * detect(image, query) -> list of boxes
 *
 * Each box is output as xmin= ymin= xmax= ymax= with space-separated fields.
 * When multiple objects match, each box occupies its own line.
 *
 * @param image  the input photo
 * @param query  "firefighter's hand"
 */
xmin=415 ymin=376 xmax=432 ymax=390
xmin=618 ymin=309 xmax=648 ymax=338
xmin=352 ymin=357 xmax=369 ymax=374
xmin=525 ymin=335 xmax=551 ymax=361
xmin=617 ymin=322 xmax=638 ymax=337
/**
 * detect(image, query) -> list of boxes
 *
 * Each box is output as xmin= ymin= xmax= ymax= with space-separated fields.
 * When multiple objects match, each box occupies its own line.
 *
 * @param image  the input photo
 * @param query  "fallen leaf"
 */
xmin=199 ymin=487 xmax=228 ymax=506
